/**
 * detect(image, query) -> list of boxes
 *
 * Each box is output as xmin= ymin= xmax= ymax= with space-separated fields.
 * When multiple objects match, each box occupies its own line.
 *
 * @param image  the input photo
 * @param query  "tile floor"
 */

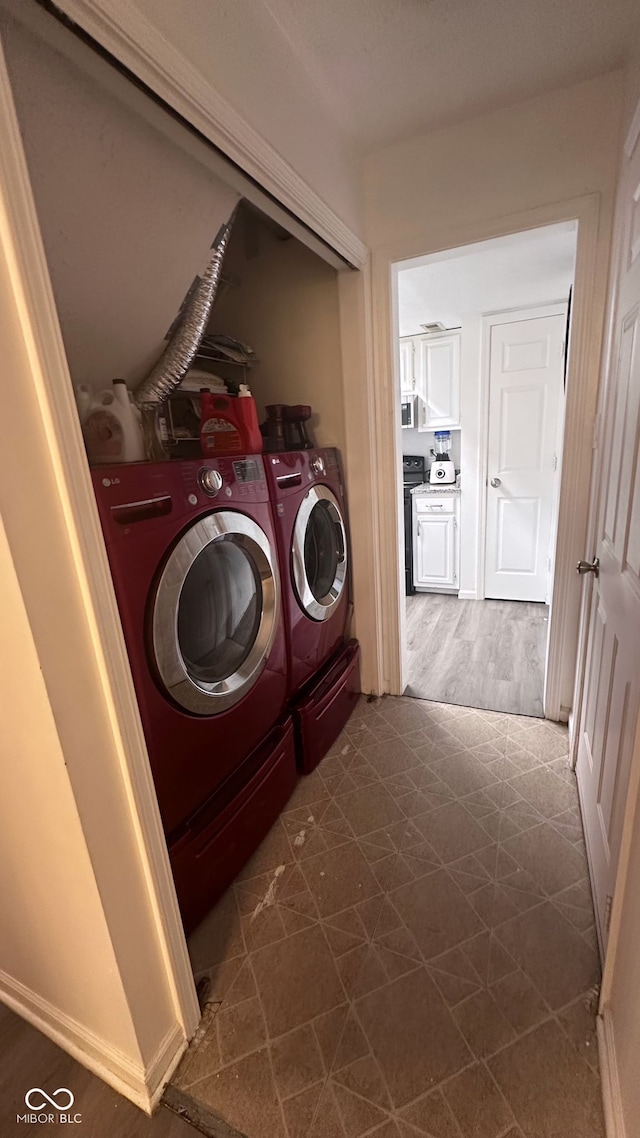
xmin=171 ymin=696 xmax=604 ymax=1138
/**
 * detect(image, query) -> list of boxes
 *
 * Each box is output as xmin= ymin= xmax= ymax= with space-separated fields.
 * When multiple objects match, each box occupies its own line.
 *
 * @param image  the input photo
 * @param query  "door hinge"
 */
xmin=592 ymin=412 xmax=601 ymax=451
xmin=547 ymin=557 xmax=551 ymax=572
xmin=552 ymin=454 xmax=558 ymax=472
xmin=604 ymin=893 xmax=614 ymax=932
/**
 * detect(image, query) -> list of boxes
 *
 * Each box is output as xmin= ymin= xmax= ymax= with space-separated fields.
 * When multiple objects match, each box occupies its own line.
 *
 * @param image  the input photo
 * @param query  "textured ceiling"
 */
xmin=260 ymin=0 xmax=638 ymax=150
xmin=397 ymin=222 xmax=577 ymax=335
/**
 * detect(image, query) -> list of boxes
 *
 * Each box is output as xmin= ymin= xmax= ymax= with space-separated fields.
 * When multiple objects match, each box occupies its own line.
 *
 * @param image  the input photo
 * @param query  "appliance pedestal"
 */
xmin=170 ymin=716 xmax=297 ymax=934
xmin=293 ymin=640 xmax=361 ymax=774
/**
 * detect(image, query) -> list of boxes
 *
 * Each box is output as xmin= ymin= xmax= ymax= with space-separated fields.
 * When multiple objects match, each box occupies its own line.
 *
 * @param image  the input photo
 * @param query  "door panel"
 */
xmin=485 ymin=313 xmax=565 ymax=602
xmin=496 ymin=497 xmax=540 ymax=573
xmin=499 ymin=386 xmax=546 ymax=470
xmin=414 ymin=516 xmax=455 ymax=587
xmin=576 ymin=126 xmax=640 ymax=953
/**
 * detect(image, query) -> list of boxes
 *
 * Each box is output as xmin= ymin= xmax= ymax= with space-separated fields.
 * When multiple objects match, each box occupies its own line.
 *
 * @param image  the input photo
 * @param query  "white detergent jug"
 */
xmin=82 ymin=379 xmax=145 ymax=466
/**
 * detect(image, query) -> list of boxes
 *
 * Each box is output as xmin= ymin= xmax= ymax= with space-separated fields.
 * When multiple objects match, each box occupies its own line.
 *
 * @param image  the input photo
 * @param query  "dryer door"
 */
xmin=292 ymin=485 xmax=347 ymax=622
xmin=152 ymin=511 xmax=280 ymax=715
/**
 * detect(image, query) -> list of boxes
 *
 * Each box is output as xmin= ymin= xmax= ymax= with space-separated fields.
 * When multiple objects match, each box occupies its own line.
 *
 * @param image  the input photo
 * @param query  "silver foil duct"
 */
xmin=134 ymin=208 xmax=236 ymax=410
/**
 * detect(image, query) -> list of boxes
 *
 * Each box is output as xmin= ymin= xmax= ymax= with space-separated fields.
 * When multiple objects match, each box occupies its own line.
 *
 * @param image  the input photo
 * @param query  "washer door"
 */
xmin=152 ymin=512 xmax=279 ymax=715
xmin=292 ymin=485 xmax=347 ymax=622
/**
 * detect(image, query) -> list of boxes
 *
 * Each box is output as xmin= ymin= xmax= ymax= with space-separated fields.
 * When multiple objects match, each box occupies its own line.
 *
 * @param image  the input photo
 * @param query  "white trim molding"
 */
xmin=0 ymin=971 xmax=186 ymax=1113
xmin=597 ymin=1008 xmax=627 ymax=1138
xmin=50 ymin=0 xmax=368 ymax=270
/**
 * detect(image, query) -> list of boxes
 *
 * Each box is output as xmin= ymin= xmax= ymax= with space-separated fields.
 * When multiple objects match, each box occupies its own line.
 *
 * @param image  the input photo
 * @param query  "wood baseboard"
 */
xmin=597 ymin=1008 xmax=627 ymax=1138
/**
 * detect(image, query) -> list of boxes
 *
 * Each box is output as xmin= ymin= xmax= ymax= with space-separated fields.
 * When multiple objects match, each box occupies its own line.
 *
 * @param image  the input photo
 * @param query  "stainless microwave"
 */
xmin=401 ymin=396 xmax=415 ymax=429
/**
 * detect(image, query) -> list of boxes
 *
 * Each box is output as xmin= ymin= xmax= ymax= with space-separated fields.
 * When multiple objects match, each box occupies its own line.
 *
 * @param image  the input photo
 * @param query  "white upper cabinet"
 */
xmin=415 ymin=332 xmax=460 ymax=430
xmin=399 ymin=338 xmax=416 ymax=393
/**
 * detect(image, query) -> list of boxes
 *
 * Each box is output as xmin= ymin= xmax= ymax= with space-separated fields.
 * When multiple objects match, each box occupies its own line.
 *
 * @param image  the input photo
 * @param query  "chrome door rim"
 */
xmin=152 ymin=511 xmax=279 ymax=715
xmin=291 ymin=485 xmax=347 ymax=622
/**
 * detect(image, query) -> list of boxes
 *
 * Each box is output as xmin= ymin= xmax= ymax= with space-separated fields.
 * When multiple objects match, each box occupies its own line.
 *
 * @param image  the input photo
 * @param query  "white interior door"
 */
xmin=576 ymin=123 xmax=640 ymax=953
xmin=484 ymin=313 xmax=565 ymax=601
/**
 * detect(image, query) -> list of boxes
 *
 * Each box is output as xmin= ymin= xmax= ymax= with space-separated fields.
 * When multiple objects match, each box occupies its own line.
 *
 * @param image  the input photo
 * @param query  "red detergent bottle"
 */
xmin=199 ymin=385 xmax=263 ymax=457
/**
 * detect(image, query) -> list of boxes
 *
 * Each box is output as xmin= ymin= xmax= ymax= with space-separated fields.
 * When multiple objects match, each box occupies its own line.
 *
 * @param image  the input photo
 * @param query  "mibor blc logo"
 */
xmin=17 ymin=1088 xmax=82 ymax=1125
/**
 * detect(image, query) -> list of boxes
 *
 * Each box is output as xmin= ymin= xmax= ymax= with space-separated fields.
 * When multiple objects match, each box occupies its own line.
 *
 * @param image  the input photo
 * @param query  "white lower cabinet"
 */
xmin=413 ymin=494 xmax=459 ymax=591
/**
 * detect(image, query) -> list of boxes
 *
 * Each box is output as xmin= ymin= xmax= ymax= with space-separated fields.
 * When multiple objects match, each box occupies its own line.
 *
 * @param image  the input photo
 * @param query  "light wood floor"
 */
xmin=404 ymin=593 xmax=549 ymax=716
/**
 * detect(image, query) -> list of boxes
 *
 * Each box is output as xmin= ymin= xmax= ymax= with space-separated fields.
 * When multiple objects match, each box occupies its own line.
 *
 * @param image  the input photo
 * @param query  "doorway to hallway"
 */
xmin=395 ymin=223 xmax=577 ymax=717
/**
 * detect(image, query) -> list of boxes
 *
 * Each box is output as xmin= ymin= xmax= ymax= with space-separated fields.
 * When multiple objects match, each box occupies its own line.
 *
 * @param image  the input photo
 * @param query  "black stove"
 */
xmin=403 ymin=455 xmax=426 ymax=595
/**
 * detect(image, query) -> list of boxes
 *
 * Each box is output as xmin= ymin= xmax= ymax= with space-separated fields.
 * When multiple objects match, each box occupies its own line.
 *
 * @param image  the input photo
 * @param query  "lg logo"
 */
xmin=17 ymin=1088 xmax=82 ymax=1125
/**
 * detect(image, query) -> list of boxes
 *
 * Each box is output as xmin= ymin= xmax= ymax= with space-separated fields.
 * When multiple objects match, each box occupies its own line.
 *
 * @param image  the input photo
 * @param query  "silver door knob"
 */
xmin=577 ymin=557 xmax=600 ymax=578
xmin=490 ymin=477 xmax=501 ymax=488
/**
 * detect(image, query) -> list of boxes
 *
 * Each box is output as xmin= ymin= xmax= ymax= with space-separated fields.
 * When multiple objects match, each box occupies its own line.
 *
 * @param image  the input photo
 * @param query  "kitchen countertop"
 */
xmin=411 ymin=482 xmax=460 ymax=496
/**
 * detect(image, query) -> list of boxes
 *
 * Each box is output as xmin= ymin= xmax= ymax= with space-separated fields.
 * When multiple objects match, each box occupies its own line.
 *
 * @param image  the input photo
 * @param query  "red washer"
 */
xmin=265 ymin=448 xmax=360 ymax=771
xmin=92 ymin=457 xmax=296 ymax=929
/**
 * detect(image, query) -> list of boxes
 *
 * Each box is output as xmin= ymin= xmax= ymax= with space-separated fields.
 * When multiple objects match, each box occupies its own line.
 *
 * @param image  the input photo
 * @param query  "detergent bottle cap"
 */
xmin=238 ymin=384 xmax=252 ymax=397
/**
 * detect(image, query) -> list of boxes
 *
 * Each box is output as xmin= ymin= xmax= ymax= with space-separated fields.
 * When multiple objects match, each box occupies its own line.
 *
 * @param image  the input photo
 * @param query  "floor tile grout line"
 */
xmin=183 ymin=698 xmax=593 ymax=1138
xmin=302 ymin=773 xmax=436 ymax=1135
xmin=302 ymin=741 xmax=498 ymax=1134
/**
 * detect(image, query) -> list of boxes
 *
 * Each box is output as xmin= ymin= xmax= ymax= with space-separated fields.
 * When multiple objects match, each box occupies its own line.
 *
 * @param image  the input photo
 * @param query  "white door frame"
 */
xmin=375 ymin=194 xmax=607 ymax=721
xmin=476 ymin=301 xmax=568 ymax=606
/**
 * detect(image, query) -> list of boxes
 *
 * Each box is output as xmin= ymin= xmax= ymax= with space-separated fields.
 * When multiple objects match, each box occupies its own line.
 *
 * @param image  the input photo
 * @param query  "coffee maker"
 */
xmin=429 ymin=431 xmax=456 ymax=484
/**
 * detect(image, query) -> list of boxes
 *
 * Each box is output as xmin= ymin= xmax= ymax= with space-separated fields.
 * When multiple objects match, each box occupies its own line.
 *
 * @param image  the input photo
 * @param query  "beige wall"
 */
xmin=1 ymin=9 xmax=239 ymax=396
xmin=364 ymin=72 xmax=623 ymax=251
xmin=126 ymin=0 xmax=363 ymax=240
xmin=211 ymin=212 xmax=345 ymax=453
xmin=345 ymin=72 xmax=624 ymax=696
xmin=0 ymin=510 xmax=140 ymax=1058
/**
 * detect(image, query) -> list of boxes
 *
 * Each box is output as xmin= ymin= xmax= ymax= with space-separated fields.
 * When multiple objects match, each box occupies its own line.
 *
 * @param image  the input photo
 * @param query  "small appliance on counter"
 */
xmin=429 ymin=430 xmax=456 ymax=484
xmin=403 ymin=454 xmax=426 ymax=595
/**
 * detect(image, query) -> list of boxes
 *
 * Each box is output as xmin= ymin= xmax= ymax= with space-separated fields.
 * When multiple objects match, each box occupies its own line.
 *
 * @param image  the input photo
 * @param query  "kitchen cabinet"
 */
xmin=399 ymin=338 xmax=416 ymax=393
xmin=413 ymin=493 xmax=459 ymax=592
xmin=415 ymin=332 xmax=460 ymax=430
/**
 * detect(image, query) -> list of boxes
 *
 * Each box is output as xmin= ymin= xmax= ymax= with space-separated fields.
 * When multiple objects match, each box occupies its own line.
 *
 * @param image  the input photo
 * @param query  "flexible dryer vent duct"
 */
xmin=134 ymin=207 xmax=236 ymax=409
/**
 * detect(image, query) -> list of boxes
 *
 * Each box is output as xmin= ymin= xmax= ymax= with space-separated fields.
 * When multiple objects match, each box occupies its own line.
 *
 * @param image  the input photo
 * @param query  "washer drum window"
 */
xmin=292 ymin=485 xmax=347 ymax=622
xmin=152 ymin=511 xmax=279 ymax=715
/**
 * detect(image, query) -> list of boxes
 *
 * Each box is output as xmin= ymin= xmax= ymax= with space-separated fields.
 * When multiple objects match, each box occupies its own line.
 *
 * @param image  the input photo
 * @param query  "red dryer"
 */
xmin=92 ymin=457 xmax=297 ymax=932
xmin=266 ymin=448 xmax=361 ymax=773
